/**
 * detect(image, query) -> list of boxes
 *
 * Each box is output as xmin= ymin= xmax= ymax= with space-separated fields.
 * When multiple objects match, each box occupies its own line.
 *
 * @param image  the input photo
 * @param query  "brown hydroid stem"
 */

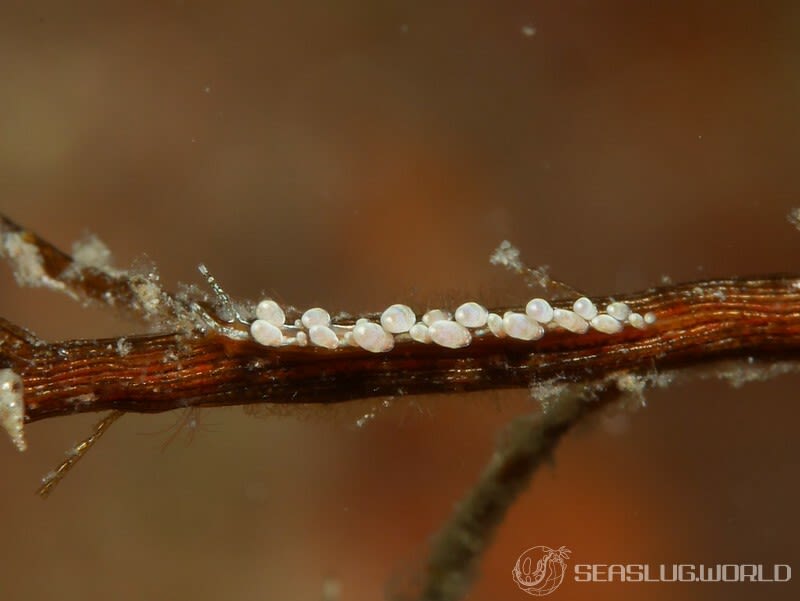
xmin=12 ymin=275 xmax=800 ymax=423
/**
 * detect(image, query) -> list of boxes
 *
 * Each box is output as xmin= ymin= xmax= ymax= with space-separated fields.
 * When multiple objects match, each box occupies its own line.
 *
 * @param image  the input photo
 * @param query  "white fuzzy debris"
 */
xmin=2 ymin=231 xmax=65 ymax=292
xmin=409 ymin=323 xmax=431 ymax=343
xmin=628 ymin=313 xmax=646 ymax=329
xmin=644 ymin=312 xmax=657 ymax=325
xmin=487 ymin=313 xmax=505 ymax=337
xmin=129 ymin=277 xmax=166 ymax=318
xmin=380 ymin=304 xmax=416 ymax=334
xmin=428 ymin=320 xmax=472 ymax=349
xmin=250 ymin=319 xmax=283 ymax=346
xmin=422 ymin=309 xmax=451 ymax=326
xmin=590 ymin=314 xmax=624 ymax=334
xmin=0 ymin=369 xmax=26 ymax=452
xmin=553 ymin=308 xmax=589 ymax=334
xmin=309 ymin=325 xmax=339 ymax=349
xmin=353 ymin=322 xmax=394 ymax=353
xmin=489 ymin=240 xmax=553 ymax=290
xmin=301 ymin=307 xmax=331 ymax=329
xmin=256 ymin=299 xmax=286 ymax=326
xmin=72 ymin=233 xmax=113 ymax=269
xmin=489 ymin=240 xmax=524 ymax=272
xmin=606 ymin=301 xmax=631 ymax=322
xmin=116 ymin=337 xmax=132 ymax=357
xmin=788 ymin=208 xmax=800 ymax=230
xmin=503 ymin=312 xmax=544 ymax=341
xmin=572 ymin=297 xmax=598 ymax=320
xmin=615 ymin=373 xmax=647 ymax=404
xmin=454 ymin=302 xmax=488 ymax=328
xmin=521 ymin=25 xmax=536 ymax=37
xmin=525 ymin=298 xmax=554 ymax=323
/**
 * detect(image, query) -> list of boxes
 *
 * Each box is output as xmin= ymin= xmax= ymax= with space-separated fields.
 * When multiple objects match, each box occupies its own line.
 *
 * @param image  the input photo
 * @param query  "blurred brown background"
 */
xmin=1 ymin=2 xmax=799 ymax=600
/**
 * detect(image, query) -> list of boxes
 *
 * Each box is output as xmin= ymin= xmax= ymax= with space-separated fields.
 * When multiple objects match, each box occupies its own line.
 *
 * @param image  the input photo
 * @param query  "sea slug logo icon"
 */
xmin=512 ymin=546 xmax=571 ymax=596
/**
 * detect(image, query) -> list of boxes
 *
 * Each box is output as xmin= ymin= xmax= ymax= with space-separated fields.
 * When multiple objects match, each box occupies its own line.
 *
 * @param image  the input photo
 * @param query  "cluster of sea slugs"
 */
xmin=248 ymin=297 xmax=655 ymax=353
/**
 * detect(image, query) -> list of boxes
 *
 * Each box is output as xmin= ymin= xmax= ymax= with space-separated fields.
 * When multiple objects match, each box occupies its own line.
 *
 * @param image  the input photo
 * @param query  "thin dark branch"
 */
xmin=402 ymin=388 xmax=609 ymax=601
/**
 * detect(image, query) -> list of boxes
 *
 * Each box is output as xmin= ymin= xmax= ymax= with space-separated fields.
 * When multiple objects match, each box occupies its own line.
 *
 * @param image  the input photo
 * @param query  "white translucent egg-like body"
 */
xmin=553 ymin=309 xmax=589 ymax=334
xmin=353 ymin=322 xmax=395 ymax=353
xmin=422 ymin=309 xmax=452 ymax=326
xmin=409 ymin=323 xmax=431 ymax=343
xmin=606 ymin=301 xmax=631 ymax=322
xmin=301 ymin=307 xmax=331 ymax=329
xmin=572 ymin=297 xmax=598 ymax=320
xmin=380 ymin=304 xmax=416 ymax=333
xmin=428 ymin=320 xmax=471 ymax=348
xmin=309 ymin=325 xmax=339 ymax=349
xmin=525 ymin=298 xmax=554 ymax=323
xmin=503 ymin=312 xmax=544 ymax=341
xmin=255 ymin=299 xmax=286 ymax=326
xmin=590 ymin=314 xmax=623 ymax=334
xmin=250 ymin=319 xmax=283 ymax=346
xmin=454 ymin=302 xmax=489 ymax=328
